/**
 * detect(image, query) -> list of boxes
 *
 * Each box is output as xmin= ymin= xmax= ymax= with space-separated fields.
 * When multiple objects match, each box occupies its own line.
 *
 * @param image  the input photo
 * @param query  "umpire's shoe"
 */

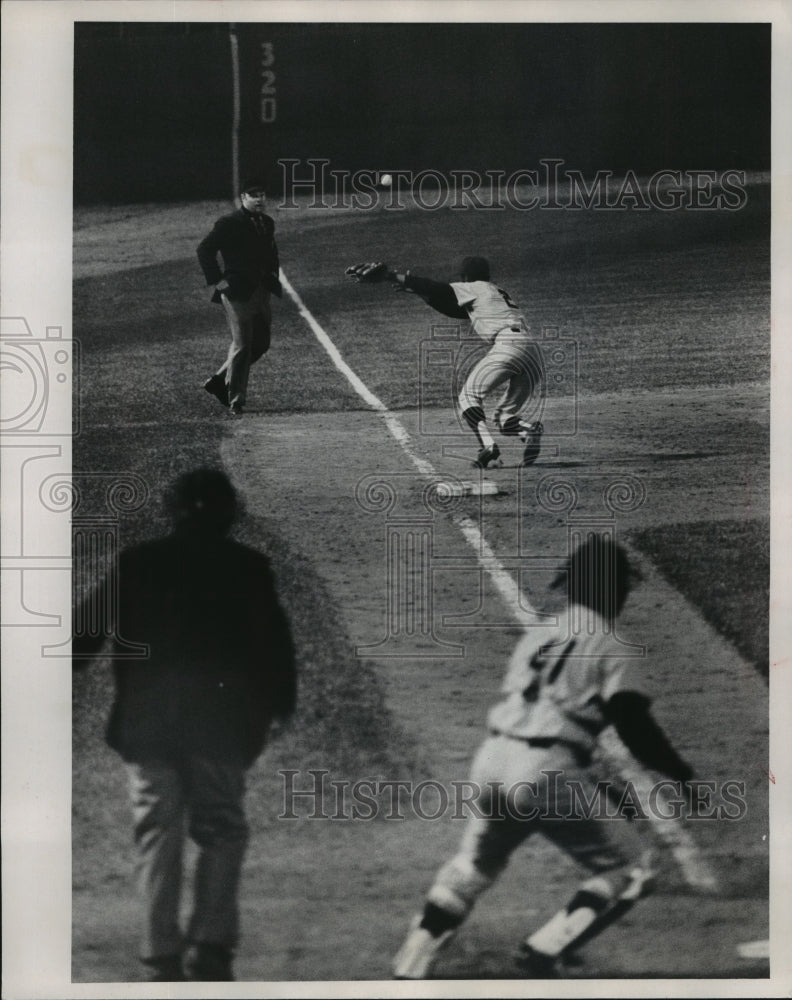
xmin=184 ymin=942 xmax=235 ymax=981
xmin=141 ymin=954 xmax=185 ymax=982
xmin=519 ymin=421 xmax=543 ymax=466
xmin=472 ymin=443 xmax=501 ymax=469
xmin=204 ymin=374 xmax=229 ymax=408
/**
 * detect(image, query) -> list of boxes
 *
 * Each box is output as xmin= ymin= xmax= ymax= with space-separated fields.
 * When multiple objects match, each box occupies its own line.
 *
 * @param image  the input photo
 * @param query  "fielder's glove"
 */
xmin=345 ymin=261 xmax=394 ymax=284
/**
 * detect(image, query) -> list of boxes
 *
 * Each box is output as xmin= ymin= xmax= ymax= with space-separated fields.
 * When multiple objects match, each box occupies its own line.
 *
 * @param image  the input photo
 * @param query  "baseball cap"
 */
xmin=460 ymin=256 xmax=490 ymax=281
xmin=241 ymin=175 xmax=268 ymax=195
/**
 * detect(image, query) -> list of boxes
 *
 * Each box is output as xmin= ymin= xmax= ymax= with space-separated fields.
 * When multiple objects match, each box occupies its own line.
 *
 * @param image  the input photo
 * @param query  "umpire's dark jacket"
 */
xmin=196 ymin=208 xmax=282 ymax=303
xmin=73 ymin=529 xmax=297 ymax=767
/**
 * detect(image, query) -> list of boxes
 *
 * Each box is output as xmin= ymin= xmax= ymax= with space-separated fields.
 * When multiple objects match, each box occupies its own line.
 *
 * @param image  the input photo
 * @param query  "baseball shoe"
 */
xmin=514 ymin=942 xmax=560 ymax=978
xmin=204 ymin=374 xmax=229 ymax=408
xmin=141 ymin=955 xmax=185 ymax=982
xmin=472 ymin=443 xmax=501 ymax=469
xmin=229 ymin=403 xmax=244 ymax=418
xmin=392 ymin=915 xmax=454 ymax=980
xmin=519 ymin=421 xmax=543 ymax=466
xmin=183 ymin=943 xmax=235 ymax=982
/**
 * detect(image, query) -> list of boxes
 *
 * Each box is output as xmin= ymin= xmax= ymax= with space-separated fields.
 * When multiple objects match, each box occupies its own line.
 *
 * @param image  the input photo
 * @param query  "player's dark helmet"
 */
xmin=554 ymin=535 xmax=636 ymax=619
xmin=460 ymin=256 xmax=490 ymax=281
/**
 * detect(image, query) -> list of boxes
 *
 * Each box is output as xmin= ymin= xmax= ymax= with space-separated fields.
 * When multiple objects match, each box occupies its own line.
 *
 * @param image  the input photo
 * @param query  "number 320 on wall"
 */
xmin=261 ymin=42 xmax=276 ymax=123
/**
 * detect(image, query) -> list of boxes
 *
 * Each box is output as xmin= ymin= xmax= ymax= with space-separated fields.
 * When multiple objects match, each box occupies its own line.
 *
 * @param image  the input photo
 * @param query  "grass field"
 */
xmin=72 ymin=180 xmax=770 ymax=983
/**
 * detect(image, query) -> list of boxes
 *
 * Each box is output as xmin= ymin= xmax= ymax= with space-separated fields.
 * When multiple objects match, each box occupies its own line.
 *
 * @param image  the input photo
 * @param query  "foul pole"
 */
xmin=229 ymin=23 xmax=241 ymax=200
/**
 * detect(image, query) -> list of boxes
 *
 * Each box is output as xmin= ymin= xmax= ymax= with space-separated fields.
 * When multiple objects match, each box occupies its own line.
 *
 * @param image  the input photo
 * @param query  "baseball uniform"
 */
xmin=393 ymin=538 xmax=692 ymax=979
xmin=426 ymin=611 xmax=648 ymax=916
xmin=396 ymin=260 xmax=544 ymax=466
xmin=449 ymin=279 xmax=543 ymax=439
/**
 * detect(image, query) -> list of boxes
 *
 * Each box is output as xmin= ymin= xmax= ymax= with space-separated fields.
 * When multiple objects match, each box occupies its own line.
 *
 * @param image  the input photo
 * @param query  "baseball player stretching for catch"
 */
xmin=392 ymin=536 xmax=694 ymax=979
xmin=346 ymin=257 xmax=544 ymax=468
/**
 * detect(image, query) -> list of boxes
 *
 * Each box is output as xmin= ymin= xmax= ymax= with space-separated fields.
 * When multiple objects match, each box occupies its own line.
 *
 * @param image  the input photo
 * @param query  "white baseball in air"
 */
xmin=379 ymin=173 xmax=393 ymax=187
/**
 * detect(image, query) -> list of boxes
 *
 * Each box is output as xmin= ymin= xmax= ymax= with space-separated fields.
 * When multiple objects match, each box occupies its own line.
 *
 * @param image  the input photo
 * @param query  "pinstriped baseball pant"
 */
xmin=125 ymin=758 xmax=249 ymax=960
xmin=457 ymin=332 xmax=543 ymax=427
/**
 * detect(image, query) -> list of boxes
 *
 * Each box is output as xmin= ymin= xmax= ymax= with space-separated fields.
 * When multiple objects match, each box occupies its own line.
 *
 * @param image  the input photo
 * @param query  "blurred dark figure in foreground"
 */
xmin=73 ymin=469 xmax=297 ymax=982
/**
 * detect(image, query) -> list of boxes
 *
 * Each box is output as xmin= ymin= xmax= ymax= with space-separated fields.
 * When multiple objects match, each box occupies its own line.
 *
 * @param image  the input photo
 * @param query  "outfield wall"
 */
xmin=74 ymin=22 xmax=770 ymax=204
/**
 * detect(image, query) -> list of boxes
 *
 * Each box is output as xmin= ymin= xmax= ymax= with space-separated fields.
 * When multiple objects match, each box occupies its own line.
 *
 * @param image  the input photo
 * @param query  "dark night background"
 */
xmin=74 ymin=21 xmax=770 ymax=203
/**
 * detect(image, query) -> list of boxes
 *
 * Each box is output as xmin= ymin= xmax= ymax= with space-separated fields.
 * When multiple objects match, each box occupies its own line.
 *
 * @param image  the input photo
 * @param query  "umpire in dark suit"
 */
xmin=197 ymin=176 xmax=283 ymax=416
xmin=73 ymin=469 xmax=297 ymax=982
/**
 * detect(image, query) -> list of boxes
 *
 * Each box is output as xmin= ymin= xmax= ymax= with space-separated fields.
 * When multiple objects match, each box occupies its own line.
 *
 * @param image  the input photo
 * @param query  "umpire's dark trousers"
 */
xmin=217 ymin=285 xmax=272 ymax=409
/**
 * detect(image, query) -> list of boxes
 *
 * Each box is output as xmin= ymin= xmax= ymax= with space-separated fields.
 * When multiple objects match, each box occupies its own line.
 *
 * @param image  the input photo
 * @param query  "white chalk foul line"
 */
xmin=280 ymin=271 xmax=533 ymax=624
xmin=281 ymin=269 xmax=716 ymax=892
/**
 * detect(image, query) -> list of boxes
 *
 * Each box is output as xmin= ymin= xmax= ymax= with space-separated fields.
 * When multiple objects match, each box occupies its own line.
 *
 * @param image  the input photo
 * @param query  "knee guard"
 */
xmin=426 ymin=854 xmax=494 ymax=920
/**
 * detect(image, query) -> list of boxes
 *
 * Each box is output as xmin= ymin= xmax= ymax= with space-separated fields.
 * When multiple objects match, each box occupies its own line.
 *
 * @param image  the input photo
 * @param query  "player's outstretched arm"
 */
xmin=604 ymin=690 xmax=693 ymax=781
xmin=345 ymin=261 xmax=468 ymax=318
xmin=398 ymin=272 xmax=469 ymax=318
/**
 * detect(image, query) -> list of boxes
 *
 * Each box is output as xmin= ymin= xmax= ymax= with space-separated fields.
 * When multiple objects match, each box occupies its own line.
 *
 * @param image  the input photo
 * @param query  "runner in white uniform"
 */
xmin=393 ymin=536 xmax=694 ymax=979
